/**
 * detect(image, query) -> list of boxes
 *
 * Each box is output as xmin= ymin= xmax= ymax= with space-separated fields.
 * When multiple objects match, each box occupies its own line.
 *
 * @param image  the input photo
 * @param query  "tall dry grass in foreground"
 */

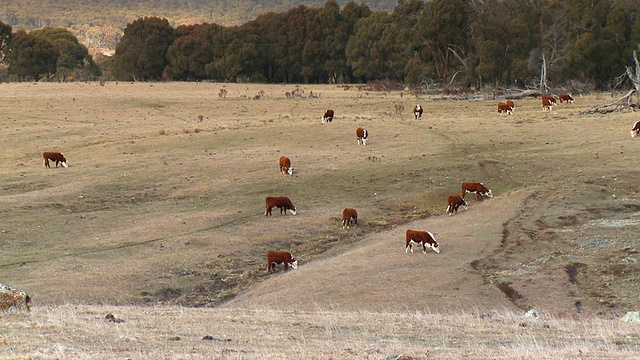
xmin=1 ymin=305 xmax=638 ymax=359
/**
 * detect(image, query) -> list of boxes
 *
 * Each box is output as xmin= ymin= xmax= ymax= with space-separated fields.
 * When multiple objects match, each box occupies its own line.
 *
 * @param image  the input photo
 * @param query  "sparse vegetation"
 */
xmin=0 ymin=83 xmax=639 ymax=357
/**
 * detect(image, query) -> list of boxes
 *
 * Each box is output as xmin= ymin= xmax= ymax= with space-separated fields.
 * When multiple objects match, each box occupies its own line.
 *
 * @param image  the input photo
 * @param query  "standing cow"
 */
xmin=405 ymin=229 xmax=440 ymax=254
xmin=43 ymin=152 xmax=68 ymax=168
xmin=265 ymin=196 xmax=297 ymax=217
xmin=322 ymin=109 xmax=334 ymax=123
xmin=356 ymin=127 xmax=368 ymax=145
xmin=631 ymin=120 xmax=640 ymax=138
xmin=497 ymin=102 xmax=513 ymax=115
xmin=342 ymin=208 xmax=358 ymax=228
xmin=267 ymin=251 xmax=298 ymax=272
xmin=462 ymin=182 xmax=493 ymax=201
xmin=413 ymin=105 xmax=423 ymax=120
xmin=446 ymin=194 xmax=468 ymax=216
xmin=279 ymin=156 xmax=294 ymax=175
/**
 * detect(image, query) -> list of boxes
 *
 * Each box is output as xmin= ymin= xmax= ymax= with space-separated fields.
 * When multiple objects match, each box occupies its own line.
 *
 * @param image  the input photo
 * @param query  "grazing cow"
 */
xmin=413 ymin=104 xmax=423 ymax=120
xmin=0 ymin=283 xmax=31 ymax=312
xmin=497 ymin=102 xmax=513 ymax=115
xmin=342 ymin=208 xmax=358 ymax=228
xmin=279 ymin=156 xmax=293 ymax=175
xmin=506 ymin=100 xmax=515 ymax=110
xmin=542 ymin=95 xmax=557 ymax=111
xmin=43 ymin=152 xmax=68 ymax=168
xmin=446 ymin=194 xmax=468 ymax=216
xmin=322 ymin=109 xmax=334 ymax=123
xmin=462 ymin=182 xmax=494 ymax=201
xmin=631 ymin=120 xmax=640 ymax=138
xmin=267 ymin=251 xmax=298 ymax=272
xmin=405 ymin=229 xmax=440 ymax=254
xmin=558 ymin=93 xmax=574 ymax=104
xmin=356 ymin=127 xmax=368 ymax=145
xmin=265 ymin=196 xmax=297 ymax=217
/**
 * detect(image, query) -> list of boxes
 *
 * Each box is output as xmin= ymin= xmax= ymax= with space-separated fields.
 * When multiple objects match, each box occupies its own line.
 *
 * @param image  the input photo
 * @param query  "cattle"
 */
xmin=279 ymin=156 xmax=293 ymax=175
xmin=542 ymin=95 xmax=557 ymax=111
xmin=0 ymin=283 xmax=31 ymax=312
xmin=413 ymin=104 xmax=423 ymax=120
xmin=558 ymin=93 xmax=574 ymax=104
xmin=265 ymin=196 xmax=297 ymax=217
xmin=342 ymin=208 xmax=358 ymax=228
xmin=506 ymin=100 xmax=515 ymax=110
xmin=267 ymin=251 xmax=298 ymax=272
xmin=356 ymin=127 xmax=368 ymax=145
xmin=462 ymin=182 xmax=494 ymax=201
xmin=405 ymin=229 xmax=440 ymax=254
xmin=322 ymin=109 xmax=334 ymax=123
xmin=497 ymin=102 xmax=513 ymax=115
xmin=43 ymin=152 xmax=68 ymax=168
xmin=631 ymin=120 xmax=640 ymax=138
xmin=446 ymin=194 xmax=468 ymax=216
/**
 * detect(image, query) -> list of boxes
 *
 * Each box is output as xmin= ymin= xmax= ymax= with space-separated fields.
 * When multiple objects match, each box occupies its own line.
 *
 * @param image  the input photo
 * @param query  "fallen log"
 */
xmin=580 ymin=89 xmax=636 ymax=115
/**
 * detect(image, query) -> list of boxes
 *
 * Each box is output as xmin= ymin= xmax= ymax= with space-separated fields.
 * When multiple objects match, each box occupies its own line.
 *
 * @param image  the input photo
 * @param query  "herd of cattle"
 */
xmin=263 ymin=106 xmax=498 ymax=273
xmin=497 ymin=93 xmax=575 ymax=115
xmin=6 ymin=93 xmax=634 ymax=311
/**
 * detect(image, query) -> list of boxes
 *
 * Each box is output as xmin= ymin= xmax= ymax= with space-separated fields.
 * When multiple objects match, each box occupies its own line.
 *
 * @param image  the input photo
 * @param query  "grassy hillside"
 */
xmin=0 ymin=0 xmax=395 ymax=52
xmin=0 ymin=82 xmax=639 ymax=357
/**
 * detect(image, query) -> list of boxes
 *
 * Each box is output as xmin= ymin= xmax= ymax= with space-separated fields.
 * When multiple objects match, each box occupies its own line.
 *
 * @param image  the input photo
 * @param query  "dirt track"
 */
xmin=226 ymin=190 xmax=530 ymax=312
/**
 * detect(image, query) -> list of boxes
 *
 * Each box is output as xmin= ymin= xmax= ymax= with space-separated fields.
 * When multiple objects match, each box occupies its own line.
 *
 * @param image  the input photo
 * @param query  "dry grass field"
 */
xmin=0 ymin=82 xmax=639 ymax=358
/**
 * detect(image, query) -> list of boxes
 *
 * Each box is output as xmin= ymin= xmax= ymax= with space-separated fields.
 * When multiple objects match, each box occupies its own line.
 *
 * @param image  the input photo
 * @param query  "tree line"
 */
xmin=1 ymin=0 xmax=640 ymax=90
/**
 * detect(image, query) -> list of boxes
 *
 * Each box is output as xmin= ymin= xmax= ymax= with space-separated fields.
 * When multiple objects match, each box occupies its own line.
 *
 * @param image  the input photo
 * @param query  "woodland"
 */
xmin=1 ymin=0 xmax=640 ymax=90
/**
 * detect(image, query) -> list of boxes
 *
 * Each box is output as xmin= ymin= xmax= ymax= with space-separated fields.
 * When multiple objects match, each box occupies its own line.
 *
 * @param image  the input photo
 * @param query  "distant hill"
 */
xmin=0 ymin=0 xmax=396 ymax=53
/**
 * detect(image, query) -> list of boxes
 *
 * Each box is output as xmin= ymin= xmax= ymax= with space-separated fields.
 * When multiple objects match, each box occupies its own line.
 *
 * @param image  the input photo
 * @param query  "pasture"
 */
xmin=1 ymin=82 xmax=639 ymax=358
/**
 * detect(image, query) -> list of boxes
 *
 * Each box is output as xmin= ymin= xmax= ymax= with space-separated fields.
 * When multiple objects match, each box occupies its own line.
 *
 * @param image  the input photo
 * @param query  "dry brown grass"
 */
xmin=0 ymin=83 xmax=639 ymax=358
xmin=1 ymin=305 xmax=639 ymax=359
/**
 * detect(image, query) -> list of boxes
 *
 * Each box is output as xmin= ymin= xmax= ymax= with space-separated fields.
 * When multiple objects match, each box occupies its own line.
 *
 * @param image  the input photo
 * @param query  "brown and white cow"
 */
xmin=265 ymin=196 xmax=297 ymax=217
xmin=342 ymin=208 xmax=358 ymax=228
xmin=631 ymin=120 xmax=640 ymax=138
xmin=542 ymin=95 xmax=556 ymax=111
xmin=279 ymin=156 xmax=293 ymax=175
xmin=506 ymin=100 xmax=515 ymax=110
xmin=446 ymin=194 xmax=468 ymax=216
xmin=405 ymin=229 xmax=440 ymax=254
xmin=322 ymin=109 xmax=334 ymax=123
xmin=43 ymin=152 xmax=68 ymax=168
xmin=356 ymin=127 xmax=368 ymax=145
xmin=0 ymin=283 xmax=31 ymax=312
xmin=497 ymin=102 xmax=513 ymax=115
xmin=413 ymin=104 xmax=423 ymax=120
xmin=462 ymin=182 xmax=494 ymax=201
xmin=558 ymin=93 xmax=574 ymax=104
xmin=267 ymin=251 xmax=298 ymax=272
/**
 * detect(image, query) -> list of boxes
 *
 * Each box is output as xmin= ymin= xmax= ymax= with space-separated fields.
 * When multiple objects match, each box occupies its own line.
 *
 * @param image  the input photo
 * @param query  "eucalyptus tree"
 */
xmin=111 ymin=17 xmax=177 ymax=81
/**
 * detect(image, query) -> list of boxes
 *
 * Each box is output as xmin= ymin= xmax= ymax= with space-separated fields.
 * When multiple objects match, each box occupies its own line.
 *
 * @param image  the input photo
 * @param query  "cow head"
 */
xmin=461 ymin=199 xmax=469 ymax=210
xmin=430 ymin=242 xmax=441 ymax=254
xmin=632 ymin=130 xmax=638 ymax=138
xmin=290 ymin=260 xmax=298 ymax=269
xmin=285 ymin=166 xmax=293 ymax=175
xmin=289 ymin=206 xmax=297 ymax=215
xmin=479 ymin=183 xmax=493 ymax=198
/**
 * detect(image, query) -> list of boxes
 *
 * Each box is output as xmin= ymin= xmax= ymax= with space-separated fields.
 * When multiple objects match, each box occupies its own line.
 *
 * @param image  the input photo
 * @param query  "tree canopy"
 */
xmin=4 ymin=0 xmax=640 ymax=89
